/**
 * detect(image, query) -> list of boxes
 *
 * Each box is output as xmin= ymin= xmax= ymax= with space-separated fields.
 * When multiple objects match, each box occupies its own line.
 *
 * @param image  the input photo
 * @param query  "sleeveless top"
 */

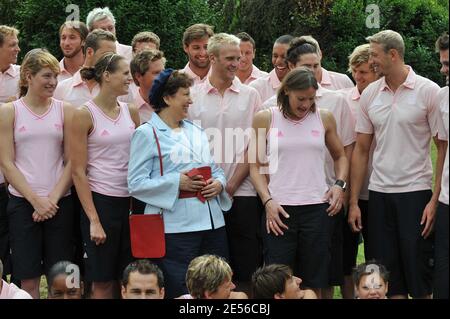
xmin=85 ymin=100 xmax=135 ymax=197
xmin=267 ymin=107 xmax=329 ymax=205
xmin=9 ymin=98 xmax=67 ymax=197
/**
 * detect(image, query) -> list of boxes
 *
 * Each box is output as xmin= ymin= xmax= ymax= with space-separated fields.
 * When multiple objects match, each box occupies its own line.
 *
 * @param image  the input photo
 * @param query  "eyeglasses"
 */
xmin=104 ymin=53 xmax=115 ymax=74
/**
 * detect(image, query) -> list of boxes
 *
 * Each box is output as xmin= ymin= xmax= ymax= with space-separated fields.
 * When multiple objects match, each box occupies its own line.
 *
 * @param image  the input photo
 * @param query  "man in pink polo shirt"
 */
xmin=350 ymin=30 xmax=446 ymax=299
xmin=250 ymin=35 xmax=293 ymax=103
xmin=130 ymin=49 xmax=166 ymax=123
xmin=434 ymin=32 xmax=449 ymax=299
xmin=235 ymin=32 xmax=268 ymax=85
xmin=86 ymin=7 xmax=132 ymax=64
xmin=299 ymin=35 xmax=354 ymax=91
xmin=342 ymin=43 xmax=379 ymax=299
xmin=0 ymin=26 xmax=20 ymax=105
xmin=55 ymin=29 xmax=132 ymax=107
xmin=189 ymin=33 xmax=262 ymax=295
xmin=58 ymin=21 xmax=89 ymax=82
xmin=0 ymin=26 xmax=20 ymax=283
xmin=0 ymin=259 xmax=32 ymax=299
xmin=182 ymin=24 xmax=214 ymax=85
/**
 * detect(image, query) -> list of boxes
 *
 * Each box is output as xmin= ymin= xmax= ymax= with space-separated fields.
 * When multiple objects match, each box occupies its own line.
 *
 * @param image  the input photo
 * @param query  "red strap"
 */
xmin=152 ymin=127 xmax=163 ymax=176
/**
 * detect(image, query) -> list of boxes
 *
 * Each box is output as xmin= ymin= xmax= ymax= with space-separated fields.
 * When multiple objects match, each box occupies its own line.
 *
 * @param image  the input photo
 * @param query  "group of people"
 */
xmin=0 ymin=6 xmax=448 ymax=300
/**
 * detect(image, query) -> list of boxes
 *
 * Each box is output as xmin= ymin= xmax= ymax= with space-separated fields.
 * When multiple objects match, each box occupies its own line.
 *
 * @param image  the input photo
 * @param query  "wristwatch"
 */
xmin=334 ymin=179 xmax=347 ymax=191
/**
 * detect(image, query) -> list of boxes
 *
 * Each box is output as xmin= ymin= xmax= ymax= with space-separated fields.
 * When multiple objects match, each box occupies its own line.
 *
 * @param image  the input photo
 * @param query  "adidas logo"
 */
xmin=101 ymin=129 xmax=110 ymax=137
xmin=18 ymin=126 xmax=26 ymax=133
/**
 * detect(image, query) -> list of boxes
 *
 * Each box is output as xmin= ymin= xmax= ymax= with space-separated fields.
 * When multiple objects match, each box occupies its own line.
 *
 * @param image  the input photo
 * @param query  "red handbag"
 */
xmin=129 ymin=127 xmax=165 ymax=258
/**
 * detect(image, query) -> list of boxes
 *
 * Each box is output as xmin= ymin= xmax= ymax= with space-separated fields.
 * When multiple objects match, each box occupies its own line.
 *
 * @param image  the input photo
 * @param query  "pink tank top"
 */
xmin=9 ymin=98 xmax=66 ymax=197
xmin=86 ymin=100 xmax=135 ymax=197
xmin=267 ymin=107 xmax=329 ymax=206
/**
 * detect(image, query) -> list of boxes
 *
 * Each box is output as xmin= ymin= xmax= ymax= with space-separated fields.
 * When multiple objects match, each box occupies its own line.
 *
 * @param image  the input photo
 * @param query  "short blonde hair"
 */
xmin=366 ymin=30 xmax=405 ymax=59
xmin=19 ymin=49 xmax=60 ymax=97
xmin=186 ymin=255 xmax=232 ymax=299
xmin=132 ymin=31 xmax=161 ymax=52
xmin=207 ymin=33 xmax=240 ymax=56
xmin=0 ymin=25 xmax=19 ymax=47
xmin=348 ymin=44 xmax=374 ymax=72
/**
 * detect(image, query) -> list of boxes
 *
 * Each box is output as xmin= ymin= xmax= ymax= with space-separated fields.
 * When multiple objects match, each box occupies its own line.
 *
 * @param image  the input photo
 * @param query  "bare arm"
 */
xmin=71 ymin=107 xmax=106 ymax=245
xmin=249 ymin=110 xmax=289 ymax=236
xmin=127 ymin=103 xmax=142 ymax=129
xmin=0 ymin=103 xmax=57 ymax=219
xmin=321 ymin=109 xmax=349 ymax=215
xmin=348 ymin=132 xmax=373 ymax=232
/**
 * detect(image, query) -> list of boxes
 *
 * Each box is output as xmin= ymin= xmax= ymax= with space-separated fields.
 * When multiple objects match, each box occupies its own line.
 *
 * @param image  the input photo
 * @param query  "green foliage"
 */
xmin=0 ymin=0 xmax=219 ymax=69
xmin=0 ymin=0 xmax=448 ymax=83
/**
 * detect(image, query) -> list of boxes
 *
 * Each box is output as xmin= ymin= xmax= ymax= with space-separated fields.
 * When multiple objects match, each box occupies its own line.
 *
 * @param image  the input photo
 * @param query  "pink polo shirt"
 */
xmin=0 ymin=64 xmax=20 ymax=104
xmin=249 ymin=69 xmax=281 ymax=103
xmin=437 ymin=87 xmax=449 ymax=205
xmin=189 ymin=77 xmax=262 ymax=197
xmin=356 ymin=67 xmax=441 ymax=193
xmin=341 ymin=87 xmax=375 ymax=201
xmin=242 ymin=65 xmax=269 ymax=85
xmin=321 ymin=68 xmax=354 ymax=91
xmin=0 ymin=280 xmax=32 ymax=299
xmin=134 ymin=86 xmax=154 ymax=124
xmin=182 ymin=63 xmax=211 ymax=86
xmin=54 ymin=70 xmax=133 ymax=107
xmin=57 ymin=58 xmax=74 ymax=82
xmin=117 ymin=41 xmax=133 ymax=64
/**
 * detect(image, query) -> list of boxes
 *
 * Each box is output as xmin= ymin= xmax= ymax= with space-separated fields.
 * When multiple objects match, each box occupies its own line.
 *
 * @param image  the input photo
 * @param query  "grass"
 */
xmin=36 ymin=145 xmax=440 ymax=299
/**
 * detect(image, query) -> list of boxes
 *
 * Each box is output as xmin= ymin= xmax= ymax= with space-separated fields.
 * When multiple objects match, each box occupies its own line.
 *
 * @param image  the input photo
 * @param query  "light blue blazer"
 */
xmin=128 ymin=113 xmax=232 ymax=234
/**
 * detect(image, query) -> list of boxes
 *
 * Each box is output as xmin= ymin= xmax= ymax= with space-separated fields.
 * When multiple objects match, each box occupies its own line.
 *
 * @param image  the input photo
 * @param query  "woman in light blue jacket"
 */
xmin=128 ymin=69 xmax=232 ymax=298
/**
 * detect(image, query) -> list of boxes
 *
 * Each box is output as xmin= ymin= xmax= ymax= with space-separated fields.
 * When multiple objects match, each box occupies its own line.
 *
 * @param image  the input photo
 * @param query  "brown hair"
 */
xmin=130 ymin=49 xmax=166 ymax=85
xmin=83 ymin=29 xmax=116 ymax=55
xmin=59 ymin=21 xmax=89 ymax=41
xmin=251 ymin=264 xmax=292 ymax=299
xmin=19 ymin=48 xmax=60 ymax=97
xmin=131 ymin=31 xmax=161 ymax=52
xmin=80 ymin=52 xmax=125 ymax=84
xmin=152 ymin=70 xmax=193 ymax=112
xmin=183 ymin=24 xmax=214 ymax=46
xmin=0 ymin=25 xmax=19 ymax=47
xmin=277 ymin=67 xmax=318 ymax=118
xmin=236 ymin=32 xmax=255 ymax=50
xmin=436 ymin=32 xmax=449 ymax=52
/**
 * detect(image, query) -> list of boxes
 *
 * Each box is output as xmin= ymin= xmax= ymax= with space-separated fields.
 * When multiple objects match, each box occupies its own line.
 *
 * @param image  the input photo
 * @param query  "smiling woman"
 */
xmin=0 ymin=48 xmax=75 ymax=299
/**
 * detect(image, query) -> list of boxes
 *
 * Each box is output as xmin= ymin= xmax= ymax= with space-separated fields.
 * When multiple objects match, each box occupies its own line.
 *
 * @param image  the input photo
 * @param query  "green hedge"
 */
xmin=0 ymin=0 xmax=448 ymax=84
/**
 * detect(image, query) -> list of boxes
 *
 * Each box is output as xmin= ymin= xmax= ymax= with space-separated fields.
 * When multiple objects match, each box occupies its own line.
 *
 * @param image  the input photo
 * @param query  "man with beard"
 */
xmin=58 ymin=21 xmax=89 ymax=82
xmin=250 ymin=35 xmax=293 ymax=103
xmin=182 ymin=24 xmax=214 ymax=85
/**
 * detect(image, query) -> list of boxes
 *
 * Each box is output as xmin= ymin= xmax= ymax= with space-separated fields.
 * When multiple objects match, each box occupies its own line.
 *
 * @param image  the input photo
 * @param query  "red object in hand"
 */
xmin=179 ymin=166 xmax=212 ymax=203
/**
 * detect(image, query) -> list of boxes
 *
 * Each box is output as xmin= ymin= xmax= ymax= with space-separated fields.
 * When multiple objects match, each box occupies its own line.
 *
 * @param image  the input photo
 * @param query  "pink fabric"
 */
xmin=54 ymin=70 xmax=133 ymax=107
xmin=242 ymin=65 xmax=269 ymax=85
xmin=267 ymin=107 xmax=328 ymax=205
xmin=8 ymin=98 xmax=67 ymax=197
xmin=437 ymin=87 xmax=449 ymax=205
xmin=134 ymin=86 xmax=154 ymax=124
xmin=0 ymin=64 xmax=20 ymax=104
xmin=86 ymin=100 xmax=135 ymax=197
xmin=182 ymin=63 xmax=211 ymax=85
xmin=117 ymin=41 xmax=133 ymax=64
xmin=0 ymin=280 xmax=32 ymax=299
xmin=57 ymin=58 xmax=74 ymax=83
xmin=249 ymin=69 xmax=281 ymax=103
xmin=341 ymin=87 xmax=374 ymax=201
xmin=356 ymin=67 xmax=441 ymax=193
xmin=321 ymin=68 xmax=354 ymax=91
xmin=189 ymin=77 xmax=262 ymax=197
